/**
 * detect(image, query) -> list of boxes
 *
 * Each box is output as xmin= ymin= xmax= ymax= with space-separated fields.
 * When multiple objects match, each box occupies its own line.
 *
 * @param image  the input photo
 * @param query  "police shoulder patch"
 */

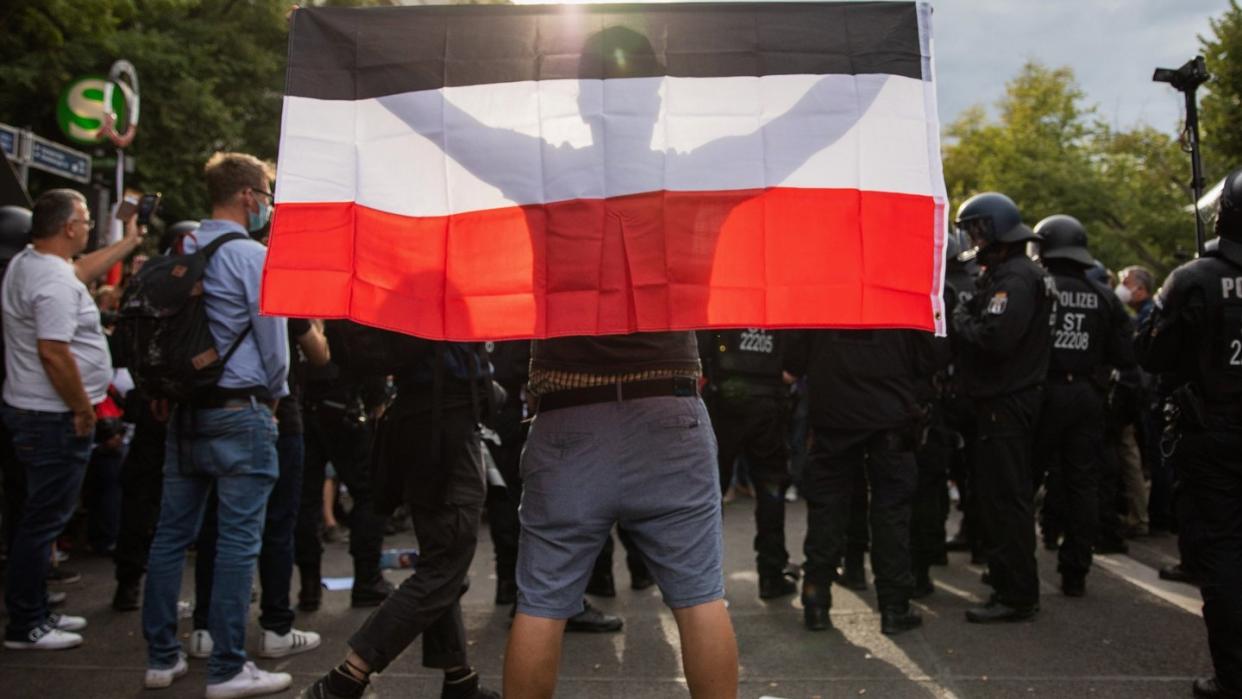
xmin=987 ymin=291 xmax=1009 ymax=315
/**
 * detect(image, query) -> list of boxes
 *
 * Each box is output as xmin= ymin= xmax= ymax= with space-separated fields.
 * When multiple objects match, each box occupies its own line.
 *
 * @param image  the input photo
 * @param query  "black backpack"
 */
xmin=113 ymin=233 xmax=250 ymax=403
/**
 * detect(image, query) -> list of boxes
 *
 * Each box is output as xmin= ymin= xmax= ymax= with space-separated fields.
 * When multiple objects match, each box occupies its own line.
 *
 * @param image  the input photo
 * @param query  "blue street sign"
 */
xmin=0 ymin=123 xmax=18 ymax=159
xmin=28 ymin=134 xmax=91 ymax=183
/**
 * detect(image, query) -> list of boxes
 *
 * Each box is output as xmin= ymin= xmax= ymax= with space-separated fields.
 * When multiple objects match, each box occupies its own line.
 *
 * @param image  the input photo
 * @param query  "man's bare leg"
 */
xmin=672 ymin=600 xmax=738 ymax=698
xmin=503 ymin=613 xmax=568 ymax=699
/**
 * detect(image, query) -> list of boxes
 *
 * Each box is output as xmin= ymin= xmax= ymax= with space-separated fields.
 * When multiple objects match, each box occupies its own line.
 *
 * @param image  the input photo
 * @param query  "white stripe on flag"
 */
xmin=275 ymin=73 xmax=939 ymax=217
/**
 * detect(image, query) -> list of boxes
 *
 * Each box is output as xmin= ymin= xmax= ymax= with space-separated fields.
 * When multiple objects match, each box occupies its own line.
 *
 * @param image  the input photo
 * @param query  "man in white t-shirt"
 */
xmin=1 ymin=189 xmax=120 ymax=650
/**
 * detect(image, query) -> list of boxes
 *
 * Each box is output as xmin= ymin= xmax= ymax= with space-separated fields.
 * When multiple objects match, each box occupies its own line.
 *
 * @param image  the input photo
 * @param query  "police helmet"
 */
xmin=160 ymin=220 xmax=200 ymax=254
xmin=1086 ymin=260 xmax=1110 ymax=286
xmin=955 ymin=192 xmax=1037 ymax=250
xmin=0 ymin=206 xmax=32 ymax=262
xmin=1034 ymin=215 xmax=1094 ymax=266
xmin=1216 ymin=166 xmax=1242 ymax=242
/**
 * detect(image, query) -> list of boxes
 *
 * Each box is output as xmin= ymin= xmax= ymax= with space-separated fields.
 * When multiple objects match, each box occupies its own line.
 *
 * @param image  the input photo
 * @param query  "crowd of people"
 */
xmin=0 ymin=149 xmax=1237 ymax=699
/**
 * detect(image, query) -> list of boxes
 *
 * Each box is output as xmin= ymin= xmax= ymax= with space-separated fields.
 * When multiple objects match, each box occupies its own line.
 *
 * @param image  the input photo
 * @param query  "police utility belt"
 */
xmin=535 ymin=377 xmax=699 ymax=414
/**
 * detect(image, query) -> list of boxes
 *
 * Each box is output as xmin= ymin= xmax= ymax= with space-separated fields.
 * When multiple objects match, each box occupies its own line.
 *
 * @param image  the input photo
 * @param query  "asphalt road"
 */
xmin=0 ymin=497 xmax=1209 ymax=698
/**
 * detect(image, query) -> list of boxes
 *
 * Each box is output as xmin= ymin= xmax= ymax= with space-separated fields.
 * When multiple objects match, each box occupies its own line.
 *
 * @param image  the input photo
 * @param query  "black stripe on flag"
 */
xmin=286 ymin=2 xmax=924 ymax=101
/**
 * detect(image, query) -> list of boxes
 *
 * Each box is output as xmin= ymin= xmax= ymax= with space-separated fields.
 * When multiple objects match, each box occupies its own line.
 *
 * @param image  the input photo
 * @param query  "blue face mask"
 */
xmin=247 ymin=199 xmax=272 ymax=234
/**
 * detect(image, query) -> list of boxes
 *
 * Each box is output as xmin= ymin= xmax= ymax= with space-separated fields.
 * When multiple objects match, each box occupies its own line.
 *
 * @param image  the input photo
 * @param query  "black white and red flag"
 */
xmin=262 ymin=2 xmax=948 ymax=339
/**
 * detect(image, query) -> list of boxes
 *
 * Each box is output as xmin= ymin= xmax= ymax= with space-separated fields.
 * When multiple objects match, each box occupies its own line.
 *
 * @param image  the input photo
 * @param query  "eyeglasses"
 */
xmin=251 ymin=188 xmax=275 ymax=200
xmin=69 ymin=218 xmax=95 ymax=229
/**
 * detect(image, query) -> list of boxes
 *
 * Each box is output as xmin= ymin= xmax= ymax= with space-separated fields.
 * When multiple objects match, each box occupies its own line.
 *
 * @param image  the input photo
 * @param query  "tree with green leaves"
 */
xmin=1201 ymin=0 xmax=1242 ymax=179
xmin=943 ymin=62 xmax=1194 ymax=275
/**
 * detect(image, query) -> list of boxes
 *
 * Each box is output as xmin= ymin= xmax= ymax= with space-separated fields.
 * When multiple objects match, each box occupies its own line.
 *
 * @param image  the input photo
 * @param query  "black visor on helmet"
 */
xmin=956 ymin=215 xmax=994 ymax=249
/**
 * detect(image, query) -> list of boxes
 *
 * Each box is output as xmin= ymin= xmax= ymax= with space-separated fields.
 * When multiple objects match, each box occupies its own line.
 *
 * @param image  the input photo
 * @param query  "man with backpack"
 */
xmin=137 ymin=152 xmax=292 ymax=698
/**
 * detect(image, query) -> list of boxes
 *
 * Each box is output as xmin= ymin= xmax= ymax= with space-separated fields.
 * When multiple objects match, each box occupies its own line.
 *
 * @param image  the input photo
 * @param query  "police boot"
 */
xmin=759 ymin=563 xmax=800 ymax=600
xmin=965 ymin=599 xmax=1038 ymax=624
xmin=1061 ymin=573 xmax=1086 ymax=598
xmin=565 ymin=599 xmax=623 ymax=633
xmin=801 ymin=582 xmax=832 ymax=631
xmin=880 ymin=604 xmax=923 ymax=636
xmin=838 ymin=552 xmax=867 ymax=591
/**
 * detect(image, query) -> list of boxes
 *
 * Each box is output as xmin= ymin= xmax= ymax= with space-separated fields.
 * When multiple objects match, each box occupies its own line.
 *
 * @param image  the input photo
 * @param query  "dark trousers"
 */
xmin=348 ymin=406 xmax=485 ymax=673
xmin=803 ymin=427 xmax=917 ymax=610
xmin=1 ymin=407 xmax=92 ymax=636
xmin=711 ymin=395 xmax=791 ymax=577
xmin=912 ymin=414 xmax=952 ymax=579
xmin=974 ymin=387 xmax=1042 ymax=608
xmin=85 ymin=445 xmax=125 ymax=553
xmin=1035 ymin=381 xmax=1103 ymax=578
xmin=1174 ymin=428 xmax=1242 ymax=690
xmin=295 ymin=405 xmax=384 ymax=585
xmin=114 ymin=418 xmax=166 ymax=584
xmin=195 ymin=431 xmax=305 ymax=634
xmin=1 ymin=418 xmax=24 ymax=556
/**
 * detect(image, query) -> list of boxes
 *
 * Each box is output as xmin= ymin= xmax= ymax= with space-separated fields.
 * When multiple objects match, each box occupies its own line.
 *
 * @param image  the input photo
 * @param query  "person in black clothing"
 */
xmin=700 ymin=328 xmax=798 ymax=599
xmin=952 ymin=192 xmax=1055 ymax=624
xmin=786 ymin=328 xmax=948 ymax=635
xmin=302 ymin=325 xmax=498 ymax=699
xmin=1030 ymin=215 xmax=1134 ymax=597
xmin=1135 ymin=167 xmax=1242 ymax=699
xmin=294 ymin=345 xmax=392 ymax=611
xmin=942 ymin=240 xmax=983 ymax=562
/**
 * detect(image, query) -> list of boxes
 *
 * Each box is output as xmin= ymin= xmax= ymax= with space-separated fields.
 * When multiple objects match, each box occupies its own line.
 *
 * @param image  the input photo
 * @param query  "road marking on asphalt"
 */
xmin=834 ymin=616 xmax=962 ymax=699
xmin=1094 ymin=553 xmax=1202 ymax=617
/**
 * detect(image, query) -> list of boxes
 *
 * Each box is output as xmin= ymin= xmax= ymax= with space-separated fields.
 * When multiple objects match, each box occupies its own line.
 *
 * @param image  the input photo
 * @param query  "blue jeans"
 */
xmin=195 ymin=431 xmax=304 ymax=635
xmin=1 ymin=405 xmax=93 ymax=638
xmin=142 ymin=403 xmax=277 ymax=683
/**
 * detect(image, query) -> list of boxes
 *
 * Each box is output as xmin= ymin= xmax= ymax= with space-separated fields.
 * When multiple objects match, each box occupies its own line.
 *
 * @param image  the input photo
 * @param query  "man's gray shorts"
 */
xmin=515 ymin=395 xmax=723 ymax=618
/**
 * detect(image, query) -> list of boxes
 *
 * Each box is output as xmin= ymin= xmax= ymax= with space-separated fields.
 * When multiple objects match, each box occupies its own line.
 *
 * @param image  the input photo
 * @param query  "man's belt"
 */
xmin=535 ymin=377 xmax=699 ymax=414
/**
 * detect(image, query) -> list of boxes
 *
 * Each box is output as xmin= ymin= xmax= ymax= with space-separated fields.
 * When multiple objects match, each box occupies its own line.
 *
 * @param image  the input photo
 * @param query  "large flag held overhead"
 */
xmin=262 ymin=2 xmax=948 ymax=340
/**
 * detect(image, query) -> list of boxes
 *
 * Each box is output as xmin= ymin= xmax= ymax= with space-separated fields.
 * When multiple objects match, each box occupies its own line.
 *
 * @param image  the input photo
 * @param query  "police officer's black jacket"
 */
xmin=784 ymin=329 xmax=949 ymax=431
xmin=698 ymin=329 xmax=786 ymax=398
xmin=953 ymin=251 xmax=1055 ymax=398
xmin=1136 ymin=240 xmax=1242 ymax=413
xmin=1045 ymin=261 xmax=1135 ymax=379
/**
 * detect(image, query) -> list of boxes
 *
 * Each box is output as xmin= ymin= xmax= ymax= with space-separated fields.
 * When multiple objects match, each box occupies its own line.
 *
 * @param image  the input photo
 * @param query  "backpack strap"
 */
xmin=197 ymin=231 xmax=253 ymax=372
xmin=198 ymin=231 xmax=250 ymax=258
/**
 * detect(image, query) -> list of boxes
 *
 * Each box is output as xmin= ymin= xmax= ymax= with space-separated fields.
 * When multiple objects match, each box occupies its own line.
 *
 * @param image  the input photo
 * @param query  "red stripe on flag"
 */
xmin=261 ymin=188 xmax=941 ymax=340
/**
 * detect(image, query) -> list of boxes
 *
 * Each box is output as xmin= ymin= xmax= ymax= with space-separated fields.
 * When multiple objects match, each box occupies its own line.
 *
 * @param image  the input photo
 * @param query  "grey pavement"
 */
xmin=0 ymin=497 xmax=1210 ymax=698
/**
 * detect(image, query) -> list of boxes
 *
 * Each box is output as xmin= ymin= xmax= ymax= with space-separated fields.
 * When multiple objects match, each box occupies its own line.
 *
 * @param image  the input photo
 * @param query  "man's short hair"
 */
xmin=1120 ymin=265 xmax=1154 ymax=293
xmin=30 ymin=189 xmax=87 ymax=240
xmin=203 ymin=152 xmax=274 ymax=206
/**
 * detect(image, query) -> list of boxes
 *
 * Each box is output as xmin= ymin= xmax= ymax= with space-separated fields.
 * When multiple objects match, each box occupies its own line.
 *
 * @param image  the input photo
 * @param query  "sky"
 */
xmin=505 ymin=0 xmax=1230 ymax=133
xmin=930 ymin=0 xmax=1225 ymax=132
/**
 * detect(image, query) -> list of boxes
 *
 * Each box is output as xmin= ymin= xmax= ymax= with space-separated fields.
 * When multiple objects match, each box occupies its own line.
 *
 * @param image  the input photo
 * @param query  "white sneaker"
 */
xmin=48 ymin=613 xmax=87 ymax=632
xmin=3 ymin=624 xmax=82 ymax=650
xmin=188 ymin=629 xmax=213 ymax=658
xmin=258 ymin=628 xmax=320 ymax=658
xmin=144 ymin=651 xmax=189 ymax=689
xmin=204 ymin=661 xmax=292 ymax=699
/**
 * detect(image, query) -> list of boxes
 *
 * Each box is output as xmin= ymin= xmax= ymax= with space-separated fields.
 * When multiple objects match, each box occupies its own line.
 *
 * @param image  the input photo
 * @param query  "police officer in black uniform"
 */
xmin=1031 ymin=215 xmax=1134 ymax=597
xmin=700 ymin=328 xmax=798 ymax=599
xmin=787 ymin=328 xmax=947 ymax=635
xmin=1136 ymin=167 xmax=1242 ymax=699
xmin=911 ymin=230 xmax=975 ymax=597
xmin=952 ymin=192 xmax=1055 ymax=623
xmin=942 ymin=232 xmax=983 ymax=561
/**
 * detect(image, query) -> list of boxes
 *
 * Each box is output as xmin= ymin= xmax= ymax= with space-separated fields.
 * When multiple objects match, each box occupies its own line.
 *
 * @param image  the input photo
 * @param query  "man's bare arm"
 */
xmin=76 ymin=216 xmax=144 ymax=284
xmin=298 ymin=319 xmax=331 ymax=368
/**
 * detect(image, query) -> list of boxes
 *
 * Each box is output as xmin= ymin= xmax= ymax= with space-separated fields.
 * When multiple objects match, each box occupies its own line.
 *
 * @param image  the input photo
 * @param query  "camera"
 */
xmin=1153 ymin=56 xmax=1209 ymax=94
